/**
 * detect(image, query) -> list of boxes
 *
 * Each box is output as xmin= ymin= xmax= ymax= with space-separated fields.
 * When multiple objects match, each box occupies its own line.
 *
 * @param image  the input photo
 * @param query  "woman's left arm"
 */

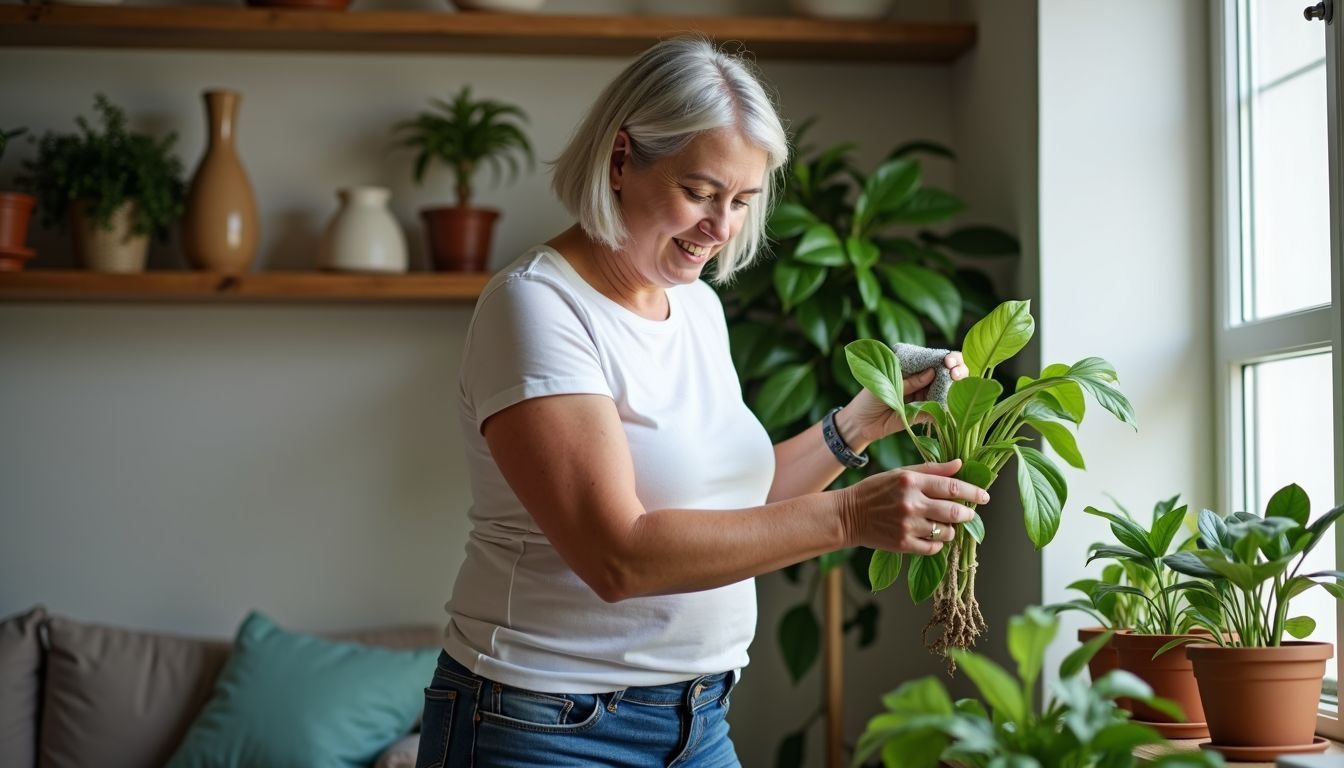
xmin=765 ymin=352 xmax=968 ymax=504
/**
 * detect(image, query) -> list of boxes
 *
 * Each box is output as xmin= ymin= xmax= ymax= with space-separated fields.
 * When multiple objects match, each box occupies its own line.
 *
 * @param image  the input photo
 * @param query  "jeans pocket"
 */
xmin=414 ymin=687 xmax=457 ymax=768
xmin=481 ymin=686 xmax=604 ymax=733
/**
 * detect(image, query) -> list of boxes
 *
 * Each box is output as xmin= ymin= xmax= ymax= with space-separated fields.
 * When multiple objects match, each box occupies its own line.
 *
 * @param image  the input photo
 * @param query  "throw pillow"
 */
xmin=166 ymin=611 xmax=436 ymax=768
xmin=0 ymin=605 xmax=46 ymax=768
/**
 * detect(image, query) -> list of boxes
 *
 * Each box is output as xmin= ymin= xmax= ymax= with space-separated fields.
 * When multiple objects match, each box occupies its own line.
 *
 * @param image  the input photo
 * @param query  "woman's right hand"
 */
xmin=838 ymin=459 xmax=990 ymax=555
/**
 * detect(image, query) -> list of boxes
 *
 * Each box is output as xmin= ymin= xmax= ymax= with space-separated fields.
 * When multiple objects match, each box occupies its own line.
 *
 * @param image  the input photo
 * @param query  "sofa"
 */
xmin=0 ymin=605 xmax=438 ymax=768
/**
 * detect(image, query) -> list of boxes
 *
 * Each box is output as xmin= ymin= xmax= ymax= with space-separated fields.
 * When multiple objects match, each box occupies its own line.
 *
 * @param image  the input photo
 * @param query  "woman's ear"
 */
xmin=609 ymin=130 xmax=632 ymax=192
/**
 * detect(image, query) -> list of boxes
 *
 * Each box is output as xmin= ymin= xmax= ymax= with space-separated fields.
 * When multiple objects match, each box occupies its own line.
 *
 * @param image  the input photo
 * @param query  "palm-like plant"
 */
xmin=394 ymin=86 xmax=534 ymax=208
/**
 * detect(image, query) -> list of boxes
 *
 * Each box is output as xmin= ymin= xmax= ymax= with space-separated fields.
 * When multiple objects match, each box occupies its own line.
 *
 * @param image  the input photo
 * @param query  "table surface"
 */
xmin=1134 ymin=737 xmax=1344 ymax=766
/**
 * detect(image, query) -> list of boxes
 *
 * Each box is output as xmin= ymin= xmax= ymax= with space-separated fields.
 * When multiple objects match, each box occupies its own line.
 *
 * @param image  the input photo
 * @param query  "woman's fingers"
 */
xmin=906 ymin=537 xmax=944 ymax=556
xmin=928 ymin=500 xmax=976 ymax=525
xmin=902 ymin=367 xmax=936 ymax=395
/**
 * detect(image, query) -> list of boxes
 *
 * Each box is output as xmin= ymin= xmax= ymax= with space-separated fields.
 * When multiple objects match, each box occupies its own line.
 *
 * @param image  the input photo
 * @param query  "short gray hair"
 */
xmin=551 ymin=37 xmax=789 ymax=283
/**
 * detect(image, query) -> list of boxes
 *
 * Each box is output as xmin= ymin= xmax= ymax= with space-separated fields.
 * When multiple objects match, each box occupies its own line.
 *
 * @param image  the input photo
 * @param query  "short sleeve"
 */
xmin=460 ymin=275 xmax=612 ymax=433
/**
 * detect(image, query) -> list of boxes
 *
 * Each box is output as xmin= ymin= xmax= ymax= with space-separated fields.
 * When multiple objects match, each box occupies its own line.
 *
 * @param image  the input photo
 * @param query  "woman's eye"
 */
xmin=731 ymin=199 xmax=749 ymax=210
xmin=684 ymin=188 xmax=711 ymax=202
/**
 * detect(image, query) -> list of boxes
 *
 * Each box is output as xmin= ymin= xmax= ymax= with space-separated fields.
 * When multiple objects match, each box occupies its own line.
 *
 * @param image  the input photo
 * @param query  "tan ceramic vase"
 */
xmin=1112 ymin=631 xmax=1208 ymax=738
xmin=71 ymin=201 xmax=149 ymax=273
xmin=184 ymin=89 xmax=259 ymax=273
xmin=1187 ymin=641 xmax=1332 ymax=748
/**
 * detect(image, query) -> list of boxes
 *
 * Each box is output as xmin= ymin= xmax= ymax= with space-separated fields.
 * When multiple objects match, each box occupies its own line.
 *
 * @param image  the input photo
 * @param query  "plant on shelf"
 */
xmin=847 ymin=299 xmax=1136 ymax=659
xmin=1159 ymin=483 xmax=1344 ymax=753
xmin=716 ymin=123 xmax=1017 ymax=767
xmin=17 ymin=94 xmax=186 ymax=274
xmin=854 ymin=606 xmax=1224 ymax=768
xmin=394 ymin=86 xmax=534 ymax=273
xmin=0 ymin=126 xmax=37 ymax=270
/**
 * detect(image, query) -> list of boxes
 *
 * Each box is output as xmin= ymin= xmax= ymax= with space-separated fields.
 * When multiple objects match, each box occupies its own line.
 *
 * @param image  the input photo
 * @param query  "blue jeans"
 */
xmin=415 ymin=651 xmax=741 ymax=768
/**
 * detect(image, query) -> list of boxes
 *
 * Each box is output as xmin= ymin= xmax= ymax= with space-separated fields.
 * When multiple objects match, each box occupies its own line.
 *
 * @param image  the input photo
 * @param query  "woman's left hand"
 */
xmin=840 ymin=351 xmax=969 ymax=445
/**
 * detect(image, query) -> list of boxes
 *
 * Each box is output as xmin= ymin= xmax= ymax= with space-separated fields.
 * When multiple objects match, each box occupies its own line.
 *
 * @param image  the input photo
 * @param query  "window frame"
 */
xmin=1211 ymin=0 xmax=1344 ymax=740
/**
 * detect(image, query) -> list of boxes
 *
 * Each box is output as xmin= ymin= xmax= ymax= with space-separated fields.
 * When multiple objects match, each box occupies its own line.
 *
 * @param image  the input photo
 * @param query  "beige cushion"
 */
xmin=37 ymin=615 xmax=440 ymax=768
xmin=0 ymin=605 xmax=47 ymax=768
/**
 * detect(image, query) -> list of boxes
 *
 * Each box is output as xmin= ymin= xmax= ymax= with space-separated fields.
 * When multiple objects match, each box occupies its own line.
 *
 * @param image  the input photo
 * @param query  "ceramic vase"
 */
xmin=319 ymin=187 xmax=408 ymax=274
xmin=183 ymin=89 xmax=259 ymax=274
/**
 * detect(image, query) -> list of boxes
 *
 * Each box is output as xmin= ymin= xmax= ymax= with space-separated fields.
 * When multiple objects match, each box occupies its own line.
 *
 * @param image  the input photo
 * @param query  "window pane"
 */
xmin=1242 ymin=1 xmax=1330 ymax=321
xmin=1244 ymin=352 xmax=1336 ymax=683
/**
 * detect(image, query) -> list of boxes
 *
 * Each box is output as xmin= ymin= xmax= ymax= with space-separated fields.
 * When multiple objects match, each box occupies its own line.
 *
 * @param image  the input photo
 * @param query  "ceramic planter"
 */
xmin=1077 ymin=626 xmax=1120 ymax=682
xmin=1111 ymin=631 xmax=1207 ymax=738
xmin=421 ymin=206 xmax=498 ymax=272
xmin=71 ymin=200 xmax=148 ymax=273
xmin=0 ymin=191 xmax=36 ymax=271
xmin=1187 ymin=641 xmax=1332 ymax=750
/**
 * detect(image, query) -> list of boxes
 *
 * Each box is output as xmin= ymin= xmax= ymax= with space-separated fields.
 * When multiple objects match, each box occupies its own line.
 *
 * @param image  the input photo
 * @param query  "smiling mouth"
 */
xmin=674 ymin=238 xmax=713 ymax=259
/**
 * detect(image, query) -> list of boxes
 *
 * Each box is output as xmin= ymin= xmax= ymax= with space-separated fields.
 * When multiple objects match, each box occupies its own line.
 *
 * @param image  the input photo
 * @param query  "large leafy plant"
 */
xmin=1161 ymin=483 xmax=1344 ymax=649
xmin=393 ymin=86 xmax=534 ymax=208
xmin=854 ymin=607 xmax=1223 ymax=768
xmin=718 ymin=129 xmax=1016 ymax=767
xmin=18 ymin=94 xmax=185 ymax=240
xmin=847 ymin=300 xmax=1137 ymax=657
xmin=1055 ymin=562 xmax=1144 ymax=631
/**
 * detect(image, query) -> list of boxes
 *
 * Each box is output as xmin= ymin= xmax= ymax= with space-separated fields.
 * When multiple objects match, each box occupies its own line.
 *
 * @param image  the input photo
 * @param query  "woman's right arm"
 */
xmin=482 ymin=391 xmax=986 ymax=603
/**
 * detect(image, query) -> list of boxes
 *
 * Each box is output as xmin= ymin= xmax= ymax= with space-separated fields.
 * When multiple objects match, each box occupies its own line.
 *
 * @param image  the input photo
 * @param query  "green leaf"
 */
xmin=1007 ymin=607 xmax=1057 ymax=690
xmin=1148 ymin=504 xmax=1190 ymax=557
xmin=776 ymin=728 xmax=804 ymax=768
xmin=1087 ymin=545 xmax=1148 ymax=566
xmin=846 ymin=340 xmax=905 ymax=413
xmin=890 ymin=188 xmax=965 ymax=225
xmin=796 ymin=293 xmax=846 ymax=354
xmin=854 ymin=158 xmax=920 ymax=233
xmin=878 ymin=263 xmax=962 ymax=342
xmin=778 ymin=604 xmax=821 ymax=683
xmin=753 ymin=364 xmax=817 ymax=431
xmin=1285 ymin=616 xmax=1317 ymax=639
xmin=946 ymin=650 xmax=1027 ymax=725
xmin=879 ymin=728 xmax=947 ymax=768
xmin=768 ymin=202 xmax=816 ymax=240
xmin=793 ymin=223 xmax=847 ymax=266
xmin=908 ymin=551 xmax=947 ymax=603
xmin=1163 ymin=551 xmax=1221 ymax=580
xmin=881 ymin=676 xmax=955 ymax=716
xmin=1025 ymin=417 xmax=1084 ymax=469
xmin=1060 ymin=629 xmax=1114 ymax=679
xmin=947 ymin=378 xmax=1003 ymax=435
xmin=869 ymin=549 xmax=904 ymax=592
xmin=1265 ymin=483 xmax=1310 ymax=528
xmin=819 ymin=548 xmax=850 ymax=572
xmin=887 ymin=140 xmax=955 ymax=161
xmin=1038 ymin=382 xmax=1086 ymax=423
xmin=875 ymin=298 xmax=925 ymax=348
xmin=856 ymin=265 xmax=882 ymax=312
xmin=1069 ymin=358 xmax=1138 ymax=429
xmin=1017 ymin=446 xmax=1067 ymax=548
xmin=1303 ymin=503 xmax=1344 ymax=560
xmin=1084 ymin=506 xmax=1158 ymax=559
xmin=962 ymin=300 xmax=1034 ymax=377
xmin=926 ymin=225 xmax=1020 ymax=257
xmin=846 ymin=235 xmax=880 ymax=270
xmin=1091 ymin=722 xmax=1168 ymax=753
xmin=772 ymin=260 xmax=826 ymax=311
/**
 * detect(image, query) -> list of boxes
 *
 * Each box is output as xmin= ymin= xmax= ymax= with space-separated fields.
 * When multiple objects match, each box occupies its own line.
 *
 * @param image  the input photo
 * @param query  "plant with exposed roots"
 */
xmin=846 ymin=300 xmax=1137 ymax=665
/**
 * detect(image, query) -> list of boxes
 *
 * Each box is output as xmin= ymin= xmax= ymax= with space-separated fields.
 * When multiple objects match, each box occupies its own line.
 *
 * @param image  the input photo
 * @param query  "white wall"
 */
xmin=1038 ymin=0 xmax=1213 ymax=685
xmin=0 ymin=2 xmax=985 ymax=763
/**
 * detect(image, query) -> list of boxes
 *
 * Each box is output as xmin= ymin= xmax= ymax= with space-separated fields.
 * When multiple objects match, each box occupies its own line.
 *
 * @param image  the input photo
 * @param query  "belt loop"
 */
xmin=606 ymin=687 xmax=626 ymax=713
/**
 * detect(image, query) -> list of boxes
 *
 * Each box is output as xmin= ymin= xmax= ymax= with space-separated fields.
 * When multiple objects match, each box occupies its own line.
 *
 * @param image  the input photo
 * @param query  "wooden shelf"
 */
xmin=0 ymin=270 xmax=491 ymax=303
xmin=0 ymin=5 xmax=976 ymax=62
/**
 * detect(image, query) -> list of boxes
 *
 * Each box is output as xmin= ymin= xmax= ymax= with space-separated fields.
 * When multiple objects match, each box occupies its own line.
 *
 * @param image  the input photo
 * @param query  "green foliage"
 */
xmin=848 ymin=300 xmax=1137 ymax=600
xmin=394 ymin=86 xmax=534 ymax=208
xmin=1049 ymin=561 xmax=1145 ymax=631
xmin=17 ymin=94 xmax=186 ymax=241
xmin=0 ymin=127 xmax=25 ymax=164
xmin=854 ymin=607 xmax=1226 ymax=768
xmin=1161 ymin=483 xmax=1344 ymax=647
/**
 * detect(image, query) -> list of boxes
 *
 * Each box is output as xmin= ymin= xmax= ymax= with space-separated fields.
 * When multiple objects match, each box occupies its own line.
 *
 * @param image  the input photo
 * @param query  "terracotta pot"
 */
xmin=0 ymin=191 xmax=36 ymax=271
xmin=184 ymin=89 xmax=259 ymax=274
xmin=71 ymin=201 xmax=148 ymax=273
xmin=1112 ymin=631 xmax=1206 ymax=736
xmin=1077 ymin=626 xmax=1120 ymax=683
xmin=1187 ymin=641 xmax=1332 ymax=748
xmin=421 ymin=206 xmax=498 ymax=272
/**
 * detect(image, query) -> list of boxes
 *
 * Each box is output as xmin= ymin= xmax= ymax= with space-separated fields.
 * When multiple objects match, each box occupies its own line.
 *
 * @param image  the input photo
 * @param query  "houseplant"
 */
xmin=18 ymin=93 xmax=186 ymax=273
xmin=1050 ymin=563 xmax=1142 ymax=683
xmin=394 ymin=86 xmax=533 ymax=272
xmin=1161 ymin=482 xmax=1344 ymax=756
xmin=716 ymin=128 xmax=1016 ymax=767
xmin=0 ymin=126 xmax=36 ymax=271
xmin=847 ymin=299 xmax=1137 ymax=659
xmin=853 ymin=606 xmax=1224 ymax=768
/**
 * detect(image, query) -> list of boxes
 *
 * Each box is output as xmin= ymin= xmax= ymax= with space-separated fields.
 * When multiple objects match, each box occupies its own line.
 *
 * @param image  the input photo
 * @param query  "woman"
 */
xmin=416 ymin=37 xmax=988 ymax=768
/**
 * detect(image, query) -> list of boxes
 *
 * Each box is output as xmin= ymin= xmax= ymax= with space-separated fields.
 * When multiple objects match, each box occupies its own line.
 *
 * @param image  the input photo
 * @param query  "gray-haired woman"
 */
xmin=416 ymin=37 xmax=986 ymax=768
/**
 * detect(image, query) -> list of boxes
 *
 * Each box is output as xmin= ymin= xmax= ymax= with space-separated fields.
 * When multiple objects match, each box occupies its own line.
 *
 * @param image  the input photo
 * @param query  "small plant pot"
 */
xmin=1077 ymin=626 xmax=1120 ymax=683
xmin=421 ymin=205 xmax=498 ymax=272
xmin=0 ymin=191 xmax=36 ymax=271
xmin=1112 ymin=631 xmax=1207 ymax=738
xmin=71 ymin=200 xmax=149 ymax=274
xmin=1187 ymin=641 xmax=1332 ymax=749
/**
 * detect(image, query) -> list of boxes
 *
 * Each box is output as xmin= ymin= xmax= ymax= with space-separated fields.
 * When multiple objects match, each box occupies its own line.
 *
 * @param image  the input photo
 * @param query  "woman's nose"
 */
xmin=699 ymin=212 xmax=730 ymax=243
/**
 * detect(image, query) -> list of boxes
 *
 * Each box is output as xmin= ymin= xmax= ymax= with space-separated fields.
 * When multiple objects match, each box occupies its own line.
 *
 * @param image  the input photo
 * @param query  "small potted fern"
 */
xmin=0 ymin=126 xmax=35 ymax=270
xmin=394 ymin=86 xmax=534 ymax=272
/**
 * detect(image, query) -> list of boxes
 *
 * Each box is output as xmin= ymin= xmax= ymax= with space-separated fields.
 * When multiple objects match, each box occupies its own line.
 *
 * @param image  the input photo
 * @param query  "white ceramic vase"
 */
xmin=319 ymin=187 xmax=408 ymax=274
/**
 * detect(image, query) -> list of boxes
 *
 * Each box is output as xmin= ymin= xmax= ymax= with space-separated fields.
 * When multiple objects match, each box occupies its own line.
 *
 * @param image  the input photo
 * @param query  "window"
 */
xmin=1213 ymin=0 xmax=1343 ymax=737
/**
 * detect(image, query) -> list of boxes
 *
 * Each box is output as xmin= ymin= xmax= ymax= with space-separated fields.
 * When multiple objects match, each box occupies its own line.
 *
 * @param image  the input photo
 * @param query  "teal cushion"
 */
xmin=166 ymin=611 xmax=436 ymax=768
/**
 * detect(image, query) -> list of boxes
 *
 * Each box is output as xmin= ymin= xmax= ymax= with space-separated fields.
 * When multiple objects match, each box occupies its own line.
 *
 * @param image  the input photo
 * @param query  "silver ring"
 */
xmin=926 ymin=522 xmax=942 ymax=541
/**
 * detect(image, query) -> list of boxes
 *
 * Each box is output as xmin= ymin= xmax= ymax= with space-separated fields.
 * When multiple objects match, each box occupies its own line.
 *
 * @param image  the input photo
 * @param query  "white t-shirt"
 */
xmin=444 ymin=244 xmax=776 ymax=694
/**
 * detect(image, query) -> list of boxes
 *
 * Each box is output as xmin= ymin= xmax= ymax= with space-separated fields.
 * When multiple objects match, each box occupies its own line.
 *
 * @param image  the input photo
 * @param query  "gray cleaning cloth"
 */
xmin=892 ymin=343 xmax=953 ymax=405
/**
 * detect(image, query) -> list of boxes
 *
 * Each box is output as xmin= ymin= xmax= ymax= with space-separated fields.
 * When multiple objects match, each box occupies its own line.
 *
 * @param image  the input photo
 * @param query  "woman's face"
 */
xmin=610 ymin=127 xmax=769 ymax=288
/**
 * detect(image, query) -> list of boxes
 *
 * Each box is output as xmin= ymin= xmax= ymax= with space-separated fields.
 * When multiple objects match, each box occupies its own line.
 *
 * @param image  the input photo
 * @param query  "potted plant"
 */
xmin=853 ymin=606 xmax=1224 ymax=768
xmin=18 ymin=94 xmax=186 ymax=274
xmin=394 ymin=86 xmax=533 ymax=272
xmin=1050 ymin=562 xmax=1142 ymax=683
xmin=1161 ymin=483 xmax=1344 ymax=758
xmin=717 ymin=127 xmax=1016 ymax=766
xmin=846 ymin=299 xmax=1137 ymax=662
xmin=1079 ymin=497 xmax=1218 ymax=738
xmin=0 ymin=126 xmax=36 ymax=271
